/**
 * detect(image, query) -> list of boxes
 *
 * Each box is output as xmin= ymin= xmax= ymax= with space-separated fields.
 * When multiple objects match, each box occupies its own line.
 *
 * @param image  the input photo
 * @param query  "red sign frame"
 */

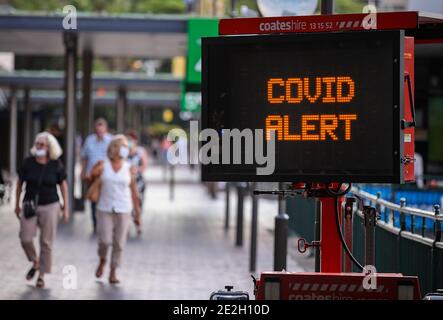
xmin=219 ymin=12 xmax=418 ymax=35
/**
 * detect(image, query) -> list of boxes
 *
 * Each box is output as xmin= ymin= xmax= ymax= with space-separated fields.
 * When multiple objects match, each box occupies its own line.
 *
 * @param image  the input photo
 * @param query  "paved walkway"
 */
xmin=0 ymin=166 xmax=313 ymax=300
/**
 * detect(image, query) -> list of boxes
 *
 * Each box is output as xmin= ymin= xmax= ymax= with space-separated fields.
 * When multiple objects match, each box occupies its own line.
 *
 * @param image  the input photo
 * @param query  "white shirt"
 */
xmin=97 ymin=159 xmax=133 ymax=214
xmin=81 ymin=133 xmax=113 ymax=174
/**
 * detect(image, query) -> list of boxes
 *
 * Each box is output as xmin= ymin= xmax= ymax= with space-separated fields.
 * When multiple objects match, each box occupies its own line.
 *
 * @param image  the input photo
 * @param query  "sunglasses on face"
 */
xmin=35 ymin=142 xmax=47 ymax=148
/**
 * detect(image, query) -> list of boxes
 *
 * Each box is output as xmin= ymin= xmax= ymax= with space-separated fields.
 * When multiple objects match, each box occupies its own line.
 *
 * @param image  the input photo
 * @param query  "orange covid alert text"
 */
xmin=265 ymin=114 xmax=357 ymax=141
xmin=267 ymin=76 xmax=355 ymax=104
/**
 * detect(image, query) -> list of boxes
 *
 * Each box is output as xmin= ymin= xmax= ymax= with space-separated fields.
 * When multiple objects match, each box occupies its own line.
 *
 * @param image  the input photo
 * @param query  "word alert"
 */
xmin=265 ymin=114 xmax=357 ymax=141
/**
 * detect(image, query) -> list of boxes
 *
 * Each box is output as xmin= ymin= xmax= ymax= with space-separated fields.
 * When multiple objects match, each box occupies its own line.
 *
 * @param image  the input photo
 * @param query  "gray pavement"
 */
xmin=0 ymin=165 xmax=313 ymax=300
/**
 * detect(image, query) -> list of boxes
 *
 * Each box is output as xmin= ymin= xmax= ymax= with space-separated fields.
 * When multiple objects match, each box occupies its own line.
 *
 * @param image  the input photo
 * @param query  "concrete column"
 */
xmin=132 ymin=106 xmax=142 ymax=136
xmin=81 ymin=50 xmax=94 ymax=139
xmin=63 ymin=32 xmax=78 ymax=213
xmin=9 ymin=88 xmax=17 ymax=177
xmin=116 ymin=87 xmax=126 ymax=133
xmin=80 ymin=50 xmax=93 ymax=200
xmin=23 ymin=88 xmax=32 ymax=159
xmin=147 ymin=108 xmax=151 ymax=123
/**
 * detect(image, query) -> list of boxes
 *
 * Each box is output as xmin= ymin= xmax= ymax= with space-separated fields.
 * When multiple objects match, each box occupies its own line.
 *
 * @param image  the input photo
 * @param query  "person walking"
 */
xmin=81 ymin=118 xmax=112 ymax=234
xmin=126 ymin=131 xmax=148 ymax=235
xmin=88 ymin=135 xmax=141 ymax=284
xmin=15 ymin=132 xmax=69 ymax=288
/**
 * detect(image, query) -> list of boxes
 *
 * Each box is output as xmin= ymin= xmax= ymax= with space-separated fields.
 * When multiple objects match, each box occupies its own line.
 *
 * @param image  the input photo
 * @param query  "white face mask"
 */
xmin=119 ymin=146 xmax=129 ymax=159
xmin=35 ymin=148 xmax=47 ymax=158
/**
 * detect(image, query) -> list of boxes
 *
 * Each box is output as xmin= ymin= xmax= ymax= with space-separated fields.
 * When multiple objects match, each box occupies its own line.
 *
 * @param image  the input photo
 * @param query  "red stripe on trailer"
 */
xmin=219 ymin=12 xmax=418 ymax=35
xmin=256 ymin=272 xmax=422 ymax=300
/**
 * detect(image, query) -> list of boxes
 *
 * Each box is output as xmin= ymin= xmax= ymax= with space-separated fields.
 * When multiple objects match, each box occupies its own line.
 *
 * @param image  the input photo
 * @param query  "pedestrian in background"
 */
xmin=81 ymin=118 xmax=112 ymax=234
xmin=126 ymin=130 xmax=148 ymax=235
xmin=15 ymin=132 xmax=69 ymax=288
xmin=89 ymin=135 xmax=141 ymax=284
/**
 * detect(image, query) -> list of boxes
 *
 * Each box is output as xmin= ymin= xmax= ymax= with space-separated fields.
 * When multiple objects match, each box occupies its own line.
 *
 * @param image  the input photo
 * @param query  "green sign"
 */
xmin=183 ymin=92 xmax=201 ymax=112
xmin=186 ymin=18 xmax=219 ymax=84
xmin=180 ymin=80 xmax=202 ymax=112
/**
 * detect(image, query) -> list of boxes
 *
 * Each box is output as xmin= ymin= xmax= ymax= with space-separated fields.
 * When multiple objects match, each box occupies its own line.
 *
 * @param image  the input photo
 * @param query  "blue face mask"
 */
xmin=119 ymin=146 xmax=129 ymax=159
xmin=35 ymin=148 xmax=47 ymax=158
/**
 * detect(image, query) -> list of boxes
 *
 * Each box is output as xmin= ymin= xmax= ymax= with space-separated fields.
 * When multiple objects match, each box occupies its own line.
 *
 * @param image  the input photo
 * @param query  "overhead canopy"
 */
xmin=14 ymin=90 xmax=180 ymax=108
xmin=0 ymin=12 xmax=188 ymax=57
xmin=0 ymin=71 xmax=182 ymax=92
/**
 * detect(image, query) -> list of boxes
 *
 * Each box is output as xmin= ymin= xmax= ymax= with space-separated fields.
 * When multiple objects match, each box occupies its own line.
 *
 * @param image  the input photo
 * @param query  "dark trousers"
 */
xmin=91 ymin=201 xmax=97 ymax=232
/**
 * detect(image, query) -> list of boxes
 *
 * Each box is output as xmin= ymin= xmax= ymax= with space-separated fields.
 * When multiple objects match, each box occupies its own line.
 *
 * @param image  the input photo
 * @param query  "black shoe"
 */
xmin=26 ymin=267 xmax=38 ymax=280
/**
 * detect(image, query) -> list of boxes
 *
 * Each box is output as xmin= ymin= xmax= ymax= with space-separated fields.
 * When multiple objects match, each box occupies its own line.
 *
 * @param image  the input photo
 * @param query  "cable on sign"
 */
xmin=327 ymin=183 xmax=365 ymax=271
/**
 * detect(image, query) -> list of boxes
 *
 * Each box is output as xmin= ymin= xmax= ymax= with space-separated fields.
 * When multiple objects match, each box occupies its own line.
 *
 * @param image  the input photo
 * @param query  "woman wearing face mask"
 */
xmin=15 ymin=132 xmax=69 ymax=288
xmin=89 ymin=134 xmax=141 ymax=284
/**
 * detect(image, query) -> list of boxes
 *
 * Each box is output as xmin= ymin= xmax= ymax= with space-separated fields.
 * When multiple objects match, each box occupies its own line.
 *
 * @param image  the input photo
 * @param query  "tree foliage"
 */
xmin=234 ymin=0 xmax=366 ymax=16
xmin=335 ymin=0 xmax=365 ymax=14
xmin=9 ymin=0 xmax=186 ymax=14
xmin=9 ymin=0 xmax=365 ymax=15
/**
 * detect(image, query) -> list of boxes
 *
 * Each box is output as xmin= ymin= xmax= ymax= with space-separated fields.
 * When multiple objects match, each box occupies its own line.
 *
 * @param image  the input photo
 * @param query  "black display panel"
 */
xmin=202 ymin=31 xmax=404 ymax=183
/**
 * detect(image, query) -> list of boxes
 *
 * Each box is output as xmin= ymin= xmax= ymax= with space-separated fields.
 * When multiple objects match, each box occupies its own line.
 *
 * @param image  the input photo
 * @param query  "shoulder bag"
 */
xmin=23 ymin=162 xmax=47 ymax=219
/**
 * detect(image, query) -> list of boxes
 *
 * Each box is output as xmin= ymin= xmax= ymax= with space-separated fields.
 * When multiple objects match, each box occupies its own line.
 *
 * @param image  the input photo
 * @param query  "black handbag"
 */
xmin=23 ymin=163 xmax=47 ymax=219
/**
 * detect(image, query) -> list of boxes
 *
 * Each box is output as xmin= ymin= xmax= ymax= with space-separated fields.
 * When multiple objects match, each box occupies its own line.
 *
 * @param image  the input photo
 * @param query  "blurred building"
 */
xmin=196 ymin=0 xmax=225 ymax=17
xmin=376 ymin=0 xmax=443 ymax=13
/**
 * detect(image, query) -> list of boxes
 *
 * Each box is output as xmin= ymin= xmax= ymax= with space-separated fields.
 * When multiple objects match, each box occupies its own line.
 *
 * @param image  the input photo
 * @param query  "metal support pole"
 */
xmin=132 ymin=106 xmax=141 ymax=136
xmin=230 ymin=0 xmax=237 ymax=17
xmin=225 ymin=182 xmax=230 ymax=231
xmin=344 ymin=197 xmax=356 ymax=272
xmin=81 ymin=50 xmax=93 ymax=139
xmin=320 ymin=196 xmax=343 ymax=273
xmin=144 ymin=107 xmax=151 ymax=128
xmin=236 ymin=183 xmax=245 ymax=247
xmin=432 ymin=204 xmax=441 ymax=291
xmin=169 ymin=164 xmax=175 ymax=201
xmin=8 ymin=88 xmax=17 ymax=177
xmin=116 ymin=87 xmax=126 ymax=133
xmin=400 ymin=197 xmax=406 ymax=231
xmin=63 ymin=32 xmax=78 ymax=214
xmin=250 ymin=182 xmax=258 ymax=272
xmin=321 ymin=0 xmax=334 ymax=14
xmin=314 ymin=199 xmax=321 ymax=272
xmin=434 ymin=204 xmax=441 ymax=243
xmin=375 ymin=191 xmax=383 ymax=222
xmin=363 ymin=206 xmax=377 ymax=267
xmin=274 ymin=182 xmax=289 ymax=271
xmin=23 ymin=88 xmax=32 ymax=159
xmin=80 ymin=50 xmax=93 ymax=201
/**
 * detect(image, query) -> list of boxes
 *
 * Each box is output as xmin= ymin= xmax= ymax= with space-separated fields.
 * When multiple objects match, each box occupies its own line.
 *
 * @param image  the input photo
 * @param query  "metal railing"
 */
xmin=285 ymin=185 xmax=443 ymax=293
xmin=352 ymin=186 xmax=442 ymax=242
xmin=350 ymin=185 xmax=443 ymax=294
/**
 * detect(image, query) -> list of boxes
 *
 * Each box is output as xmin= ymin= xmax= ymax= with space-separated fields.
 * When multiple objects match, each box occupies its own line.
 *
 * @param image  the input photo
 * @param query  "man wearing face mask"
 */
xmin=88 ymin=135 xmax=141 ymax=284
xmin=81 ymin=118 xmax=112 ymax=234
xmin=15 ymin=132 xmax=70 ymax=288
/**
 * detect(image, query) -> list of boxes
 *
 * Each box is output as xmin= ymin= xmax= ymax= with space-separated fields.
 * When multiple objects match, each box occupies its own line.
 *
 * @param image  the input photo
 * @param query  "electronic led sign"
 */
xmin=202 ymin=31 xmax=405 ymax=183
